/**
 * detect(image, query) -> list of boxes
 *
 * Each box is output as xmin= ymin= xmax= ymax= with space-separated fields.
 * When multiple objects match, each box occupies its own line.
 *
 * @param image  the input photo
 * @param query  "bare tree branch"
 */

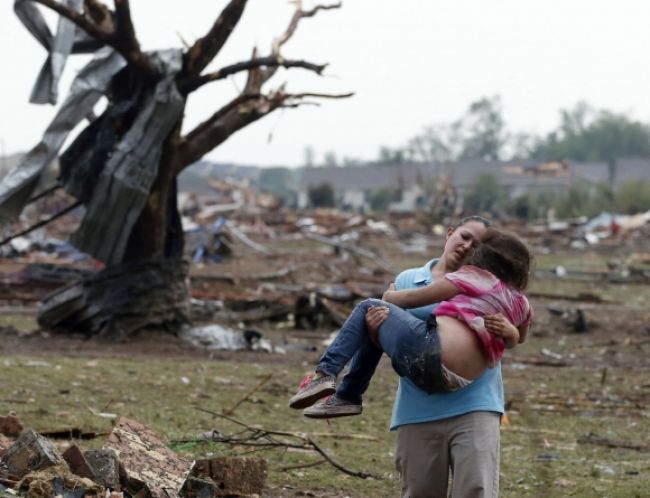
xmin=243 ymin=47 xmax=263 ymax=94
xmin=111 ymin=0 xmax=157 ymax=79
xmin=286 ymin=91 xmax=354 ymax=100
xmin=182 ymin=0 xmax=248 ymax=80
xmin=177 ymin=1 xmax=350 ymax=170
xmin=302 ymin=2 xmax=343 ymax=17
xmin=260 ymin=1 xmax=341 ymax=84
xmin=112 ymin=0 xmax=137 ymax=48
xmin=113 ymin=0 xmax=136 ymax=40
xmin=177 ymin=92 xmax=282 ymax=170
xmin=180 ymin=56 xmax=328 ymax=93
xmin=182 ymin=93 xmax=262 ymax=144
xmin=32 ymin=0 xmax=157 ymax=79
xmin=33 ymin=0 xmax=112 ymax=41
xmin=83 ymin=0 xmax=114 ymax=31
xmin=178 ymin=88 xmax=353 ymax=170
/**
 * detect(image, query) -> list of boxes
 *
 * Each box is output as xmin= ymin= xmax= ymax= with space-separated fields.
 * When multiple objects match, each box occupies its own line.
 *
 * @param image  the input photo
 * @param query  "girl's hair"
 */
xmin=465 ymin=228 xmax=532 ymax=290
xmin=457 ymin=215 xmax=492 ymax=228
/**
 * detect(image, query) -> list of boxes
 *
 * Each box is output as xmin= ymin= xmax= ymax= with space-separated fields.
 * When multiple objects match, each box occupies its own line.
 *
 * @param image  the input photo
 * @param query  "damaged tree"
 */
xmin=0 ymin=0 xmax=349 ymax=338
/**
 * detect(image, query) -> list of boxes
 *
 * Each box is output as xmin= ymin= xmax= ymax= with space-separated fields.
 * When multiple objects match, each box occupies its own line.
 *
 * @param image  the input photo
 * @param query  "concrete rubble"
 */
xmin=0 ymin=414 xmax=268 ymax=498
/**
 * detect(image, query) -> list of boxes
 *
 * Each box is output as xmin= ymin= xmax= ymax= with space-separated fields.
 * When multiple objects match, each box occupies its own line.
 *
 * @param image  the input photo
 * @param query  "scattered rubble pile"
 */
xmin=0 ymin=415 xmax=266 ymax=498
xmin=1 ymin=202 xmax=650 ymax=346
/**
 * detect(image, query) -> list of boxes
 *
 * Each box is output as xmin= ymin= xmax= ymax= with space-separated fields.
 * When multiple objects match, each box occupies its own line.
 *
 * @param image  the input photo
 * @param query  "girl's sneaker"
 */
xmin=289 ymin=373 xmax=336 ymax=409
xmin=303 ymin=394 xmax=362 ymax=418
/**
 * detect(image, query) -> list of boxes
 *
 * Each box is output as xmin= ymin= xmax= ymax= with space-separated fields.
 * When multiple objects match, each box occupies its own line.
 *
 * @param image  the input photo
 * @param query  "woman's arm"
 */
xmin=383 ymin=279 xmax=459 ymax=309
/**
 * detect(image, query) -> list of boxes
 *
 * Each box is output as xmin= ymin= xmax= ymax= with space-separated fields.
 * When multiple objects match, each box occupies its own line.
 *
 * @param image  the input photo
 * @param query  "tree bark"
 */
xmin=22 ymin=0 xmax=347 ymax=340
xmin=37 ymin=123 xmax=190 ymax=339
xmin=38 ymin=259 xmax=190 ymax=340
xmin=123 ymin=120 xmax=184 ymax=262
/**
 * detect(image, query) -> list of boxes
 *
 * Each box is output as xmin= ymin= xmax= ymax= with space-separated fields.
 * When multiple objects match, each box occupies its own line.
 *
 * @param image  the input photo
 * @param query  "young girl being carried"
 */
xmin=289 ymin=228 xmax=533 ymax=416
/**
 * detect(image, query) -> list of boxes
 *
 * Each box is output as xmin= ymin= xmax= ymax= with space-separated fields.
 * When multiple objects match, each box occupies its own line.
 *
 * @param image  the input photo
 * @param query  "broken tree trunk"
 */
xmin=1 ymin=0 xmax=348 ymax=341
xmin=37 ymin=259 xmax=190 ymax=339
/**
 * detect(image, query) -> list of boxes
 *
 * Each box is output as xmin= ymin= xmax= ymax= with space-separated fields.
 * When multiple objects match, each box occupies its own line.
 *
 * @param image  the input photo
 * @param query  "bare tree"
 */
xmin=1 ymin=0 xmax=350 ymax=338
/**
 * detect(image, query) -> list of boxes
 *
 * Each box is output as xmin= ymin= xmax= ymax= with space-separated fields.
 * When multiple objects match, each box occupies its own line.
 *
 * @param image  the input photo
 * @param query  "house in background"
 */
xmin=296 ymin=158 xmax=650 ymax=212
xmin=296 ymin=163 xmax=440 ymax=212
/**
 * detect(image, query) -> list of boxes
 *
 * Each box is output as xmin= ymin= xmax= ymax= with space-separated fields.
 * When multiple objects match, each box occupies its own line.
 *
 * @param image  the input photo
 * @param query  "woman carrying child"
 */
xmin=289 ymin=227 xmax=532 ymax=412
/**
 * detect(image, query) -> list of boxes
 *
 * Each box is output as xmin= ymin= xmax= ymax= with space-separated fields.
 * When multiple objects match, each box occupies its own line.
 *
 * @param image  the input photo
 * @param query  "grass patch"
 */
xmin=1 ymin=334 xmax=649 ymax=497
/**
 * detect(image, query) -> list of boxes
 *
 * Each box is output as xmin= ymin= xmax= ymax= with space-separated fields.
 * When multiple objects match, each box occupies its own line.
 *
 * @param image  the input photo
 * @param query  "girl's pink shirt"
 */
xmin=435 ymin=265 xmax=533 ymax=367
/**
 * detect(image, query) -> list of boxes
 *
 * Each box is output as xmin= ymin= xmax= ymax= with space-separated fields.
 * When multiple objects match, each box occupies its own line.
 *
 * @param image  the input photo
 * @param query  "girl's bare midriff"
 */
xmin=436 ymin=315 xmax=488 ymax=380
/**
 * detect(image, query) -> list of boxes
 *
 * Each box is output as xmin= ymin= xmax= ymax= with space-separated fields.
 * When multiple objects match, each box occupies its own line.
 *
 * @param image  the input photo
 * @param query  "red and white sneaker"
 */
xmin=289 ymin=373 xmax=336 ymax=409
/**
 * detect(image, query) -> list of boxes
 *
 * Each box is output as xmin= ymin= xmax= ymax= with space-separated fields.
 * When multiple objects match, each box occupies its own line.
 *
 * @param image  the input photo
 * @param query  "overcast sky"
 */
xmin=2 ymin=0 xmax=650 ymax=167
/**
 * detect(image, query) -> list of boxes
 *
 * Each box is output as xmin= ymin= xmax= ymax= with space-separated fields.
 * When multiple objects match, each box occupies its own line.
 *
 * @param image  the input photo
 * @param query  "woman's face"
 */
xmin=443 ymin=220 xmax=487 ymax=270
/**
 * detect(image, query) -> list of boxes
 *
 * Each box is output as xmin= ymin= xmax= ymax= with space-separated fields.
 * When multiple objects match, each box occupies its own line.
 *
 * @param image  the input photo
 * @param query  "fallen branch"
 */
xmin=309 ymin=432 xmax=379 ymax=441
xmin=224 ymin=373 xmax=273 ymax=416
xmin=189 ymin=408 xmax=382 ymax=480
xmin=577 ymin=432 xmax=650 ymax=452
xmin=277 ymin=458 xmax=327 ymax=472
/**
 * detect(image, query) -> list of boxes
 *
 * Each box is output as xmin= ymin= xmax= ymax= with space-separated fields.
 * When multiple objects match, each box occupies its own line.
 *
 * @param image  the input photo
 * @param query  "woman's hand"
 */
xmin=484 ymin=313 xmax=519 ymax=348
xmin=365 ymin=305 xmax=389 ymax=348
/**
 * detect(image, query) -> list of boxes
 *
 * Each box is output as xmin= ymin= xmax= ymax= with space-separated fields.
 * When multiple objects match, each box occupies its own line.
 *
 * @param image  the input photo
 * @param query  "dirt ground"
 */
xmin=1 ymin=296 xmax=647 ymax=366
xmin=1 ymin=242 xmax=649 ymax=497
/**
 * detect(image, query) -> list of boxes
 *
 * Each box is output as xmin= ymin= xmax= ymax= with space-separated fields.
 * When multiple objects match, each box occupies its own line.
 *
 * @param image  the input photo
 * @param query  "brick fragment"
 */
xmin=63 ymin=445 xmax=96 ymax=481
xmin=85 ymin=449 xmax=121 ymax=490
xmin=0 ymin=429 xmax=65 ymax=478
xmin=191 ymin=457 xmax=267 ymax=497
xmin=0 ymin=414 xmax=23 ymax=438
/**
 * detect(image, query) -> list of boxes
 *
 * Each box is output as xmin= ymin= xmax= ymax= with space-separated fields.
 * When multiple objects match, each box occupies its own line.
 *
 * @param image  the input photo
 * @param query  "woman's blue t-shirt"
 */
xmin=390 ymin=259 xmax=505 ymax=430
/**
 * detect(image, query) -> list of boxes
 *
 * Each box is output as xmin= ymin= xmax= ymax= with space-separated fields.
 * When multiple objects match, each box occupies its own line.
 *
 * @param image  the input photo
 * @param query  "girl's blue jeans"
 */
xmin=317 ymin=298 xmax=445 ymax=403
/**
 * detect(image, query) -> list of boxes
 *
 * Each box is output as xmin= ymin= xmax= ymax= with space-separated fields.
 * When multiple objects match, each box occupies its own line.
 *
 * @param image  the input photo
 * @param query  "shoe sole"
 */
xmin=288 ymin=381 xmax=336 ymax=409
xmin=303 ymin=406 xmax=362 ymax=419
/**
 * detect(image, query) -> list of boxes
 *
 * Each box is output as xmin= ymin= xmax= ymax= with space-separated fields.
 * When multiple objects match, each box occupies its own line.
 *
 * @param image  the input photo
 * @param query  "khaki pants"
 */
xmin=395 ymin=411 xmax=501 ymax=498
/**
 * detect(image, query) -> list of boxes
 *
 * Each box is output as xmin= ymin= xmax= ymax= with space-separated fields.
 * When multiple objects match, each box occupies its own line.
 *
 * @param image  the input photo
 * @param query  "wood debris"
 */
xmin=0 ymin=417 xmax=270 ymax=498
xmin=104 ymin=418 xmax=192 ymax=498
